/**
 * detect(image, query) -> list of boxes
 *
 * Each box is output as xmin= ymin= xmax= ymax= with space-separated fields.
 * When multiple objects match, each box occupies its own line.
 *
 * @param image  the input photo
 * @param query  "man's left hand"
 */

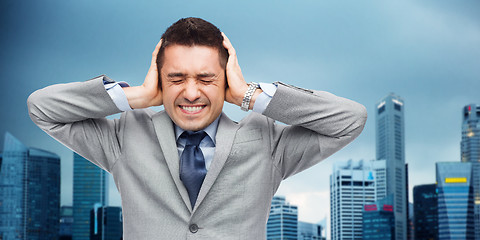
xmin=222 ymin=33 xmax=262 ymax=109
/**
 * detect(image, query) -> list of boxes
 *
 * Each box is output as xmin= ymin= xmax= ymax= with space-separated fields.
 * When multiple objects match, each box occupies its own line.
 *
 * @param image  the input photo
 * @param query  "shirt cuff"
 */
xmin=104 ymin=82 xmax=132 ymax=111
xmin=252 ymin=82 xmax=277 ymax=113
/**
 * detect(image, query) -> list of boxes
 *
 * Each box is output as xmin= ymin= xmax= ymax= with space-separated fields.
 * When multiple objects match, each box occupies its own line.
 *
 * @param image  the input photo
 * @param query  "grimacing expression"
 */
xmin=160 ymin=44 xmax=226 ymax=131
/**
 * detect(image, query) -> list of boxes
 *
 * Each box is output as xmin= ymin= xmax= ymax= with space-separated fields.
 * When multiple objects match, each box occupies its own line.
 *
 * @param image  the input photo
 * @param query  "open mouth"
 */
xmin=179 ymin=105 xmax=206 ymax=113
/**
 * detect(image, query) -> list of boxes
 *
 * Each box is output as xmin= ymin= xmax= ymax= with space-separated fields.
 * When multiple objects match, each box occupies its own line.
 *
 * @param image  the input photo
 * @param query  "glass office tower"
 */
xmin=73 ymin=152 xmax=108 ymax=240
xmin=413 ymin=184 xmax=438 ymax=240
xmin=298 ymin=221 xmax=323 ymax=240
xmin=461 ymin=104 xmax=480 ymax=238
xmin=436 ymin=162 xmax=475 ymax=240
xmin=362 ymin=195 xmax=395 ymax=240
xmin=376 ymin=93 xmax=407 ymax=240
xmin=90 ymin=205 xmax=123 ymax=240
xmin=330 ymin=159 xmax=376 ymax=240
xmin=60 ymin=206 xmax=74 ymax=240
xmin=0 ymin=132 xmax=60 ymax=240
xmin=266 ymin=196 xmax=298 ymax=240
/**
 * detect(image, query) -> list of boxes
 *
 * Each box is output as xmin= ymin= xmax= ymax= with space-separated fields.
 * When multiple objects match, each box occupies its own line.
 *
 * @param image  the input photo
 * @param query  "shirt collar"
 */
xmin=174 ymin=114 xmax=221 ymax=145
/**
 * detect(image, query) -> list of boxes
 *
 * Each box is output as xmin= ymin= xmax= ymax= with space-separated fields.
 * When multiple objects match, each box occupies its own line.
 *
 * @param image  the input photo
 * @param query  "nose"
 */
xmin=182 ymin=79 xmax=201 ymax=102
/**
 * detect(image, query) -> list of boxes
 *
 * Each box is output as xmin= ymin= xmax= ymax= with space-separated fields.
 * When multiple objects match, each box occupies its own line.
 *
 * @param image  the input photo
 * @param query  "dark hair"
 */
xmin=156 ymin=17 xmax=228 ymax=74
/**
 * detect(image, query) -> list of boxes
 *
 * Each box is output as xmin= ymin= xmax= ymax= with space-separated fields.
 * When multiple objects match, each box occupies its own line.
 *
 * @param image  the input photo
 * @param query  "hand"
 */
xmin=222 ymin=33 xmax=262 ymax=109
xmin=124 ymin=39 xmax=163 ymax=109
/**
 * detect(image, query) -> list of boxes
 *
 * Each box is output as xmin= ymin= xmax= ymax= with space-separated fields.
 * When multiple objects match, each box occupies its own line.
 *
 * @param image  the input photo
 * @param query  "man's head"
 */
xmin=156 ymin=17 xmax=228 ymax=73
xmin=158 ymin=17 xmax=228 ymax=131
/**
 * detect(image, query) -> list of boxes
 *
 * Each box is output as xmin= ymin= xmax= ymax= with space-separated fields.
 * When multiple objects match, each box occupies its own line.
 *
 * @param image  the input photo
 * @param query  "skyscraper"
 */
xmin=266 ymin=196 xmax=298 ymax=240
xmin=436 ymin=162 xmax=475 ymax=240
xmin=371 ymin=159 xmax=387 ymax=200
xmin=90 ymin=205 xmax=123 ymax=240
xmin=376 ymin=93 xmax=406 ymax=240
xmin=413 ymin=184 xmax=438 ymax=240
xmin=330 ymin=159 xmax=376 ymax=240
xmin=461 ymin=104 xmax=480 ymax=238
xmin=0 ymin=132 xmax=60 ymax=240
xmin=298 ymin=221 xmax=323 ymax=240
xmin=73 ymin=153 xmax=108 ymax=240
xmin=60 ymin=206 xmax=74 ymax=240
xmin=362 ymin=195 xmax=395 ymax=240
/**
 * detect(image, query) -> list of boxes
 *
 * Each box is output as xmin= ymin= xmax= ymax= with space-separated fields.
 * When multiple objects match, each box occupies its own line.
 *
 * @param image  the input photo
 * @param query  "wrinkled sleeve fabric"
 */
xmin=27 ymin=75 xmax=123 ymax=172
xmin=262 ymin=82 xmax=367 ymax=180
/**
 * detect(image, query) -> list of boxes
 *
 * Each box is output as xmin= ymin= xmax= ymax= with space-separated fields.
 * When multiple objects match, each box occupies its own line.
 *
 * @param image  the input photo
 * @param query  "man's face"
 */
xmin=161 ymin=45 xmax=226 ymax=131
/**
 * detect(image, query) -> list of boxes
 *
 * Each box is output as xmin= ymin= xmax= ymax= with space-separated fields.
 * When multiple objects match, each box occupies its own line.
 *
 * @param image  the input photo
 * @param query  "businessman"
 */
xmin=28 ymin=17 xmax=367 ymax=239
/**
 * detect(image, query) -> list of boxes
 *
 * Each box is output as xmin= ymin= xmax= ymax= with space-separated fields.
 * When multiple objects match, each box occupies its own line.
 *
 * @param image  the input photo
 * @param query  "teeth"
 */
xmin=181 ymin=106 xmax=204 ymax=112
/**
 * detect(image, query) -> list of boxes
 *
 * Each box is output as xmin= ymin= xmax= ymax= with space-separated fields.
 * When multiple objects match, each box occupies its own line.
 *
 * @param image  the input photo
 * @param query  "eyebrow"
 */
xmin=166 ymin=72 xmax=217 ymax=78
xmin=197 ymin=73 xmax=216 ymax=78
xmin=167 ymin=72 xmax=187 ymax=78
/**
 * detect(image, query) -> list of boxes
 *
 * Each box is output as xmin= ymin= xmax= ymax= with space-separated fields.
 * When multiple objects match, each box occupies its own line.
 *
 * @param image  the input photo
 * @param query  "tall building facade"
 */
xmin=90 ymin=205 xmax=123 ymax=240
xmin=73 ymin=153 xmax=108 ymax=240
xmin=362 ymin=195 xmax=395 ymax=240
xmin=298 ymin=221 xmax=324 ymax=240
xmin=0 ymin=132 xmax=60 ymax=240
xmin=461 ymin=104 xmax=480 ymax=238
xmin=371 ymin=160 xmax=387 ymax=200
xmin=266 ymin=196 xmax=298 ymax=240
xmin=376 ymin=93 xmax=407 ymax=240
xmin=330 ymin=159 xmax=376 ymax=240
xmin=436 ymin=162 xmax=475 ymax=240
xmin=60 ymin=206 xmax=74 ymax=240
xmin=413 ymin=184 xmax=438 ymax=240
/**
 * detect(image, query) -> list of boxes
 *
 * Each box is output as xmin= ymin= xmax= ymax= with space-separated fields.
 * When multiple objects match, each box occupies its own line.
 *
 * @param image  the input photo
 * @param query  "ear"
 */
xmin=224 ymin=70 xmax=228 ymax=89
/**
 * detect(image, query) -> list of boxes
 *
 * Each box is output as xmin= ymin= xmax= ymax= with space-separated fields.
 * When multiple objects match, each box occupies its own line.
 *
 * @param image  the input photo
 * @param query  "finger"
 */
xmin=151 ymin=39 xmax=163 ymax=66
xmin=221 ymin=32 xmax=236 ymax=57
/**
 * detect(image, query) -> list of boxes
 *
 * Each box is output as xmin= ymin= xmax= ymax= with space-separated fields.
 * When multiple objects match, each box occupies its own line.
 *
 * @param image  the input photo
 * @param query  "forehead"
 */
xmin=162 ymin=45 xmax=222 ymax=72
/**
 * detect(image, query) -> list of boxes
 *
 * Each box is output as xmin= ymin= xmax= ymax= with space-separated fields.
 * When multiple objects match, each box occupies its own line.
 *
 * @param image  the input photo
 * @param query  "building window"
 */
xmin=394 ymin=103 xmax=401 ymax=111
xmin=378 ymin=105 xmax=385 ymax=114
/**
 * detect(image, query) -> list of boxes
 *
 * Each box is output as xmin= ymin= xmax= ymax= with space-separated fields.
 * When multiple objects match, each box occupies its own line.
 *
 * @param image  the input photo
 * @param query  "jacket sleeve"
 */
xmin=27 ymin=75 xmax=123 ymax=172
xmin=263 ymin=82 xmax=368 ymax=179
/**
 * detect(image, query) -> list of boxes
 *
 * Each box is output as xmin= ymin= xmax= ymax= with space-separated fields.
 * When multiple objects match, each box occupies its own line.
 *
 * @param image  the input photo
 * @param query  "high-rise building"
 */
xmin=60 ymin=206 xmax=74 ymax=240
xmin=90 ymin=205 xmax=123 ymax=240
xmin=0 ymin=132 xmax=61 ymax=240
xmin=436 ymin=162 xmax=475 ymax=240
xmin=406 ymin=164 xmax=413 ymax=240
xmin=462 ymin=104 xmax=480 ymax=163
xmin=362 ymin=194 xmax=395 ymax=240
xmin=266 ymin=196 xmax=298 ymax=240
xmin=461 ymin=104 xmax=480 ymax=238
xmin=330 ymin=159 xmax=376 ymax=240
xmin=376 ymin=93 xmax=407 ymax=240
xmin=73 ymin=152 xmax=108 ymax=240
xmin=298 ymin=221 xmax=324 ymax=240
xmin=371 ymin=159 xmax=387 ymax=200
xmin=413 ymin=184 xmax=438 ymax=240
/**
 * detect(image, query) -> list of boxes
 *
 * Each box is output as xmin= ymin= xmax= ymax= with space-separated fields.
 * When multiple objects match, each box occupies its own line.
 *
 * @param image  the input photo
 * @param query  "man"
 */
xmin=28 ymin=17 xmax=367 ymax=239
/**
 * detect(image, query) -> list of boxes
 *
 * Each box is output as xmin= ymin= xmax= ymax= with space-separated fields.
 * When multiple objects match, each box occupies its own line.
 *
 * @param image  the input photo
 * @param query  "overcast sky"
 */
xmin=1 ymin=0 xmax=479 ymax=232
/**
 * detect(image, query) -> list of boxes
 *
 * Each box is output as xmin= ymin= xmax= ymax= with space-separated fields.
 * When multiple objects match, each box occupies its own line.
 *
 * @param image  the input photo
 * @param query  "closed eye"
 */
xmin=198 ymin=73 xmax=218 ymax=84
xmin=199 ymin=79 xmax=214 ymax=84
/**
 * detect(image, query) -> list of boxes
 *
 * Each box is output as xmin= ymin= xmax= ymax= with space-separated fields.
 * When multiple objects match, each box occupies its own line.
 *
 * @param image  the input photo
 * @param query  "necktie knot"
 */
xmin=182 ymin=131 xmax=207 ymax=147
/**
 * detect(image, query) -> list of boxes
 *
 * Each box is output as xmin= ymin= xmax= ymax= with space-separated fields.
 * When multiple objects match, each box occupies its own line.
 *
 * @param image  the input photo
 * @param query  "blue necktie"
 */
xmin=180 ymin=131 xmax=208 ymax=209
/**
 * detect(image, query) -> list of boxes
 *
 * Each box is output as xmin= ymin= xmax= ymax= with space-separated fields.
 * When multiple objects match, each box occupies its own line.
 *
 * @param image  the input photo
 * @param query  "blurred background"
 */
xmin=1 ymin=0 xmax=479 ymax=239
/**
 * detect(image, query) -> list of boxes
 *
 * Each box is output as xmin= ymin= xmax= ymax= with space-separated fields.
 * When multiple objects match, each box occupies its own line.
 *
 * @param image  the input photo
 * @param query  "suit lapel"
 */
xmin=152 ymin=111 xmax=193 ymax=212
xmin=194 ymin=113 xmax=239 ymax=212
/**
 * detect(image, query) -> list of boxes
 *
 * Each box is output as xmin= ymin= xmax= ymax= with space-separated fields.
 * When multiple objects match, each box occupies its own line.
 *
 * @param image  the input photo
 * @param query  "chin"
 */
xmin=178 ymin=122 xmax=206 ymax=132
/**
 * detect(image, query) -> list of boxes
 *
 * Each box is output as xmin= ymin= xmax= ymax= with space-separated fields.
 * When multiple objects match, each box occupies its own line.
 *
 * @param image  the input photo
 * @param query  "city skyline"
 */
xmin=1 ymin=0 xmax=479 ymax=226
xmin=0 ymin=133 xmax=60 ymax=239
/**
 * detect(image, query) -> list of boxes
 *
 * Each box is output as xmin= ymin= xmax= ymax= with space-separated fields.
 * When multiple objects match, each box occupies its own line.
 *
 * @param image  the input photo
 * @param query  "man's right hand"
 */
xmin=123 ymin=39 xmax=163 ymax=109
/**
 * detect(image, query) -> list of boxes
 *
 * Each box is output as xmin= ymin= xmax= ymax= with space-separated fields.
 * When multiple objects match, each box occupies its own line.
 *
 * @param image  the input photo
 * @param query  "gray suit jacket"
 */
xmin=27 ymin=75 xmax=367 ymax=239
